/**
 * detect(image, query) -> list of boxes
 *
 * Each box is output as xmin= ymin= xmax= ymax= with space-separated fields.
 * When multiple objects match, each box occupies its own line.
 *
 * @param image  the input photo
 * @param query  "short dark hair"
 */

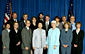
xmin=23 ymin=14 xmax=28 ymax=17
xmin=38 ymin=21 xmax=43 ymax=25
xmin=5 ymin=22 xmax=10 ymax=27
xmin=55 ymin=16 xmax=60 ymax=20
xmin=39 ymin=12 xmax=44 ymax=15
xmin=12 ymin=12 xmax=17 ymax=15
xmin=13 ymin=22 xmax=19 ymax=25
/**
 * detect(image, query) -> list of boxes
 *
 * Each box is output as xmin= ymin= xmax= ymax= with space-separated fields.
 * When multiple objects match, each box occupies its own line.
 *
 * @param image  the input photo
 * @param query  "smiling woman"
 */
xmin=61 ymin=22 xmax=72 ymax=54
xmin=46 ymin=20 xmax=60 ymax=54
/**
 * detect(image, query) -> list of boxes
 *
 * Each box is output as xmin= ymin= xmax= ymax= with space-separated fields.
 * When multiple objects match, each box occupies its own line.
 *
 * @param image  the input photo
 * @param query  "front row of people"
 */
xmin=2 ymin=20 xmax=84 ymax=54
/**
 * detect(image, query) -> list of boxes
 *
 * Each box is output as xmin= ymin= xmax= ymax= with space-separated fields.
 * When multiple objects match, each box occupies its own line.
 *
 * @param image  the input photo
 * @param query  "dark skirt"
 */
xmin=10 ymin=44 xmax=22 ymax=54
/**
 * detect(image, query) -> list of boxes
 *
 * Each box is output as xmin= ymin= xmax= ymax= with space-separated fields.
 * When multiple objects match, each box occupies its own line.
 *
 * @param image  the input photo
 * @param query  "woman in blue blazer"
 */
xmin=60 ymin=22 xmax=73 ymax=54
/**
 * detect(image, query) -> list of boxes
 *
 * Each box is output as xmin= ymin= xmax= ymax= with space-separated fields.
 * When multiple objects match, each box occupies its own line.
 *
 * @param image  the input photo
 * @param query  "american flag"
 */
xmin=3 ymin=0 xmax=12 ymax=28
xmin=68 ymin=0 xmax=73 ymax=21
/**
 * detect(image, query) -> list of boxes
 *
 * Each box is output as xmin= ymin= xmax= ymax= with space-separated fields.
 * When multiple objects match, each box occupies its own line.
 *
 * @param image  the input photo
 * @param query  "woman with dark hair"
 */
xmin=2 ymin=23 xmax=10 ymax=54
xmin=32 ymin=21 xmax=46 ymax=54
xmin=30 ymin=16 xmax=37 ymax=54
xmin=55 ymin=16 xmax=63 ymax=30
xmin=10 ymin=22 xmax=22 ymax=54
xmin=30 ymin=16 xmax=37 ymax=32
xmin=72 ymin=22 xmax=84 ymax=54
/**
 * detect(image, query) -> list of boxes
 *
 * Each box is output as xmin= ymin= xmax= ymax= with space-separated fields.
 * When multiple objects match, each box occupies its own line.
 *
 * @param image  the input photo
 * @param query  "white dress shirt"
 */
xmin=15 ymin=30 xmax=18 ymax=33
xmin=46 ymin=21 xmax=49 ymax=25
xmin=26 ymin=26 xmax=29 ymax=30
xmin=76 ymin=30 xmax=80 ymax=35
xmin=13 ymin=18 xmax=17 ymax=22
xmin=7 ymin=29 xmax=10 ymax=33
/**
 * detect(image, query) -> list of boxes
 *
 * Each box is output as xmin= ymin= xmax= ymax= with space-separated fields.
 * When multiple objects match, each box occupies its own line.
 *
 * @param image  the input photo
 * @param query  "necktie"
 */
xmin=46 ymin=22 xmax=48 ymax=31
xmin=71 ymin=24 xmax=73 ymax=30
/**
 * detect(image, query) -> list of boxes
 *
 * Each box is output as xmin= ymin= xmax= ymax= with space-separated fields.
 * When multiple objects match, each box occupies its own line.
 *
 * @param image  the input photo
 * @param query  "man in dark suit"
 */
xmin=38 ymin=13 xmax=44 ymax=26
xmin=43 ymin=15 xmax=51 ymax=36
xmin=43 ymin=15 xmax=51 ymax=54
xmin=7 ymin=12 xmax=19 ymax=30
xmin=19 ymin=14 xmax=28 ymax=31
xmin=61 ymin=16 xmax=66 ymax=25
xmin=21 ymin=20 xmax=32 ymax=54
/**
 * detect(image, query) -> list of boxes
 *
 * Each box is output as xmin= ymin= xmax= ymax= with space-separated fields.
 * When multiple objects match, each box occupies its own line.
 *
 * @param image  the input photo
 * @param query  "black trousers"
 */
xmin=72 ymin=49 xmax=82 ymax=54
xmin=43 ymin=49 xmax=47 ymax=54
xmin=10 ymin=45 xmax=22 ymax=54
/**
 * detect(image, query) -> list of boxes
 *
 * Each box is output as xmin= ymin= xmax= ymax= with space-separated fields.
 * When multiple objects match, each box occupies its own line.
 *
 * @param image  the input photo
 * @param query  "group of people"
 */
xmin=2 ymin=12 xmax=84 ymax=54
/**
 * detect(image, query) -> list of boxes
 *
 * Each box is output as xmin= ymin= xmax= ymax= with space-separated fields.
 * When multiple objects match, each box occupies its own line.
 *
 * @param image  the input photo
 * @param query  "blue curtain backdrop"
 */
xmin=0 ymin=0 xmax=85 ymax=53
xmin=0 ymin=0 xmax=70 ymax=36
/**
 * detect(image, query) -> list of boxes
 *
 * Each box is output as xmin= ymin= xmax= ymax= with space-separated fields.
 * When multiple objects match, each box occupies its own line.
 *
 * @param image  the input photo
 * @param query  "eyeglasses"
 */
xmin=26 ymin=23 xmax=30 ymax=24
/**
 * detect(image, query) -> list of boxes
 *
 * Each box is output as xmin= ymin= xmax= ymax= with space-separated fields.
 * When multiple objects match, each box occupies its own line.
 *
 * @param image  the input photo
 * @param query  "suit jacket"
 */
xmin=60 ymin=29 xmax=73 ymax=47
xmin=43 ymin=21 xmax=51 ymax=36
xmin=10 ymin=29 xmax=21 ymax=47
xmin=9 ymin=29 xmax=22 ymax=54
xmin=2 ymin=29 xmax=10 ymax=48
xmin=19 ymin=20 xmax=25 ymax=31
xmin=7 ymin=19 xmax=19 ymax=30
xmin=72 ymin=30 xmax=84 ymax=50
xmin=56 ymin=22 xmax=63 ymax=30
xmin=32 ymin=28 xmax=46 ymax=48
xmin=21 ymin=27 xmax=32 ymax=49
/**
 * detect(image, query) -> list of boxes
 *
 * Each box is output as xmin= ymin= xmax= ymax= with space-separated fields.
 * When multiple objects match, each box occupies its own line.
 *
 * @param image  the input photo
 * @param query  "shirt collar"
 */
xmin=40 ymin=19 xmax=44 ymax=21
xmin=46 ymin=21 xmax=49 ymax=24
xmin=13 ymin=18 xmax=17 ymax=21
xmin=6 ymin=29 xmax=10 ymax=33
xmin=15 ymin=30 xmax=18 ymax=33
xmin=71 ymin=22 xmax=76 ymax=25
xmin=26 ymin=26 xmax=29 ymax=30
xmin=24 ymin=20 xmax=26 ymax=23
xmin=62 ymin=21 xmax=64 ymax=24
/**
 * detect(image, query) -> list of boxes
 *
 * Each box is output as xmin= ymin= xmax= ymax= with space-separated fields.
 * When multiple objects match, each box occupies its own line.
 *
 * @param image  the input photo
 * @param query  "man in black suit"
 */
xmin=7 ymin=12 xmax=19 ymax=30
xmin=38 ymin=13 xmax=44 ymax=26
xmin=43 ymin=15 xmax=51 ymax=54
xmin=19 ymin=14 xmax=28 ymax=31
xmin=43 ymin=15 xmax=51 ymax=36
